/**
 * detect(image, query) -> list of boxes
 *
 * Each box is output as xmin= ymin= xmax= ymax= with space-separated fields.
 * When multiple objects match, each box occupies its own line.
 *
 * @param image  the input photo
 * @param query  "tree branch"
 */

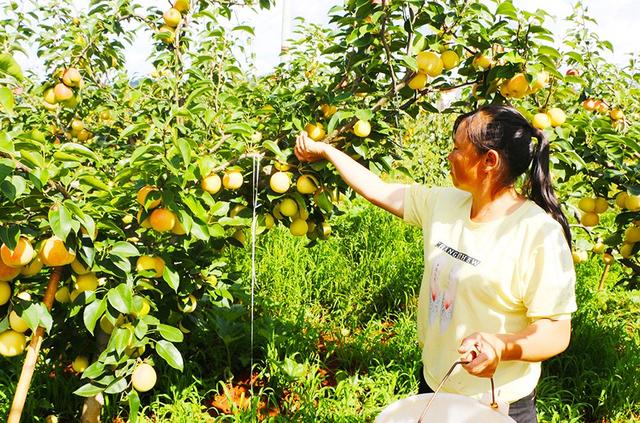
xmin=400 ymin=79 xmax=480 ymax=111
xmin=0 ymin=152 xmax=70 ymax=199
xmin=379 ymin=1 xmax=398 ymax=93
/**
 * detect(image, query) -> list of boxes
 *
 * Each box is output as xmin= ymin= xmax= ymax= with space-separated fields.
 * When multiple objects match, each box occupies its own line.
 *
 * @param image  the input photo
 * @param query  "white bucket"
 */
xmin=375 ymin=393 xmax=516 ymax=423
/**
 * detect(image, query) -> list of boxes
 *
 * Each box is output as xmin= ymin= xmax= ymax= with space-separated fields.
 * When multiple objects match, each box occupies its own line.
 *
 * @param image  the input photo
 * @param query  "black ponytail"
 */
xmin=525 ymin=128 xmax=572 ymax=245
xmin=454 ymin=105 xmax=572 ymax=246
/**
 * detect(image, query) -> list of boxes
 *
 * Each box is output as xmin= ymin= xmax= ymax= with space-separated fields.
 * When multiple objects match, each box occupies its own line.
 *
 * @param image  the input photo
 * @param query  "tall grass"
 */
xmin=1 ymin=197 xmax=638 ymax=422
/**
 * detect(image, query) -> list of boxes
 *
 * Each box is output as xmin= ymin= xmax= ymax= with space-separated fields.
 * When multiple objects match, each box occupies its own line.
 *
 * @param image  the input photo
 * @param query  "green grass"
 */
xmin=1 ymin=199 xmax=638 ymax=422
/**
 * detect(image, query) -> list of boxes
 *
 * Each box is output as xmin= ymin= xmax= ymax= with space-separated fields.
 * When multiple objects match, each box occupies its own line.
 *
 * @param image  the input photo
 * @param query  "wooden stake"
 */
xmin=7 ymin=267 xmax=62 ymax=423
xmin=597 ymin=263 xmax=611 ymax=291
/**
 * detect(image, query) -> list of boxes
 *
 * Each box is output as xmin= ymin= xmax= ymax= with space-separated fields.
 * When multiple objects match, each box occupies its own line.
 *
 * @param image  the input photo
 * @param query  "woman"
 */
xmin=294 ymin=104 xmax=577 ymax=423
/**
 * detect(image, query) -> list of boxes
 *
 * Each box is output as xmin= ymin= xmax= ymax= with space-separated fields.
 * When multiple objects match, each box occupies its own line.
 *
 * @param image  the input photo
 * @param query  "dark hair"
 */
xmin=453 ymin=104 xmax=571 ymax=245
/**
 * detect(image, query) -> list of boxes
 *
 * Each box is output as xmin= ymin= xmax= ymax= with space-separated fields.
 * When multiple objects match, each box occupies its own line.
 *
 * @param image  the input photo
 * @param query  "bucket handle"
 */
xmin=417 ymin=351 xmax=498 ymax=423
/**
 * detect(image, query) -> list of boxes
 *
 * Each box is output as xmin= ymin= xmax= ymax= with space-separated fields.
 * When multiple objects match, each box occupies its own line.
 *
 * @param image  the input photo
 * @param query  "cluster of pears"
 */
xmin=201 ymin=168 xmax=244 ymax=195
xmin=136 ymin=186 xmax=185 ymax=235
xmin=616 ymin=192 xmax=640 ymax=259
xmin=67 ymin=117 xmax=92 ymax=142
xmin=63 ymin=257 xmax=153 ymax=376
xmin=304 ymin=103 xmax=335 ymax=141
xmin=532 ymin=107 xmax=567 ymax=130
xmin=616 ymin=191 xmax=640 ymax=212
xmin=620 ymin=222 xmax=640 ymax=259
xmin=305 ymin=102 xmax=371 ymax=140
xmin=498 ymin=71 xmax=549 ymax=99
xmin=408 ymin=49 xmax=460 ymax=90
xmin=56 ymin=252 xmax=107 ymax=307
xmin=267 ymin=168 xmax=332 ymax=239
xmin=0 ymin=291 xmax=31 ymax=357
xmin=577 ymin=196 xmax=609 ymax=227
xmin=0 ymin=234 xmax=86 ymax=357
xmin=583 ymin=98 xmax=624 ymax=122
xmin=200 ymin=168 xmax=246 ymax=243
xmin=158 ymin=0 xmax=190 ymax=44
xmin=42 ymin=67 xmax=83 ymax=111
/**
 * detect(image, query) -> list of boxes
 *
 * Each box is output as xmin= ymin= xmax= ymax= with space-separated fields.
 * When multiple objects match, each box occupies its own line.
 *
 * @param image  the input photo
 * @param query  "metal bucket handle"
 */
xmin=417 ymin=350 xmax=498 ymax=423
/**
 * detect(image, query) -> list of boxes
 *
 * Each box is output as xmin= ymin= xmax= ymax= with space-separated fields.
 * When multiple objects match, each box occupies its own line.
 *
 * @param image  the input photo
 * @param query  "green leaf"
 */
xmin=83 ymin=298 xmax=107 ymax=336
xmin=60 ymin=143 xmax=99 ymax=162
xmin=351 ymin=142 xmax=368 ymax=159
xmin=53 ymin=151 xmax=83 ymax=162
xmin=0 ymin=132 xmax=13 ymax=153
xmin=120 ymin=123 xmax=150 ymax=139
xmin=73 ymin=383 xmax=104 ymax=397
xmin=162 ymin=266 xmax=180 ymax=292
xmin=401 ymin=55 xmax=418 ymax=71
xmin=128 ymin=390 xmax=141 ymax=423
xmin=107 ymin=284 xmax=133 ymax=314
xmin=1 ymin=175 xmax=27 ymax=202
xmin=232 ymin=25 xmax=255 ymax=35
xmin=130 ymin=144 xmax=163 ymax=164
xmin=0 ymin=87 xmax=15 ymax=113
xmin=110 ymin=242 xmax=139 ymax=258
xmin=109 ymin=254 xmax=132 ymax=273
xmin=354 ymin=109 xmax=373 ymax=121
xmin=81 ymin=361 xmax=106 ymax=380
xmin=183 ymin=196 xmax=208 ymax=222
xmin=157 ymin=324 xmax=184 ymax=343
xmin=262 ymin=141 xmax=284 ymax=161
xmin=48 ymin=204 xmax=75 ymax=240
xmin=0 ymin=53 xmax=23 ymax=81
xmin=156 ymin=340 xmax=184 ymax=371
xmin=224 ymin=123 xmax=253 ymax=137
xmin=327 ymin=110 xmax=353 ymax=134
xmin=537 ymin=45 xmax=560 ymax=59
xmin=176 ymin=138 xmax=192 ymax=167
xmin=0 ymin=225 xmax=20 ymax=250
xmin=495 ymin=1 xmax=517 ymax=18
xmin=110 ymin=327 xmax=133 ymax=355
xmin=78 ymin=175 xmax=110 ymax=192
xmin=134 ymin=319 xmax=148 ymax=339
xmin=0 ymin=158 xmax=15 ymax=184
xmin=22 ymin=303 xmax=53 ymax=333
xmin=104 ymin=377 xmax=128 ymax=394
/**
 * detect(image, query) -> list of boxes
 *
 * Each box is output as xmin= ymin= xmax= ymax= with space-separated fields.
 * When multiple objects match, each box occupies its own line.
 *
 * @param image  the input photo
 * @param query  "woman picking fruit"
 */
xmin=294 ymin=104 xmax=576 ymax=423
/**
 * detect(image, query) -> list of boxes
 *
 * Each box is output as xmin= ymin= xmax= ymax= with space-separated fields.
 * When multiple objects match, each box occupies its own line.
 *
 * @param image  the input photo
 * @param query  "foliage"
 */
xmin=0 ymin=0 xmax=638 ymax=420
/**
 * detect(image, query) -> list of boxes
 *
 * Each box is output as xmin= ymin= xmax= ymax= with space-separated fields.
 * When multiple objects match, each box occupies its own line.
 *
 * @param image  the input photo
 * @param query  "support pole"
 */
xmin=7 ymin=267 xmax=62 ymax=423
xmin=280 ymin=0 xmax=290 ymax=56
xmin=597 ymin=263 xmax=611 ymax=291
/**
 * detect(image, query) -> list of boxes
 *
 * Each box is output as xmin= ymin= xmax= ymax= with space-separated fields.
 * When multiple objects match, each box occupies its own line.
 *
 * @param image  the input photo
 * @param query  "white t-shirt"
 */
xmin=404 ymin=185 xmax=577 ymax=403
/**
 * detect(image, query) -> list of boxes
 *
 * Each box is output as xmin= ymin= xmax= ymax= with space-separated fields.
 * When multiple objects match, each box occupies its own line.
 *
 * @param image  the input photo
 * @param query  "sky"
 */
xmin=13 ymin=0 xmax=640 ymax=77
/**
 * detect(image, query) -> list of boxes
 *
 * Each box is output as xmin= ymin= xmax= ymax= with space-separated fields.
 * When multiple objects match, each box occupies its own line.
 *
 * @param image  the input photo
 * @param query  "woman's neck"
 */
xmin=469 ymin=185 xmax=525 ymax=222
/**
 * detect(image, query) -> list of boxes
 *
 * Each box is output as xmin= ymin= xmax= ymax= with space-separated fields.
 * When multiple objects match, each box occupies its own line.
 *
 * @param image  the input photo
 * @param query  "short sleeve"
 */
xmin=403 ymin=184 xmax=435 ymax=227
xmin=521 ymin=224 xmax=577 ymax=320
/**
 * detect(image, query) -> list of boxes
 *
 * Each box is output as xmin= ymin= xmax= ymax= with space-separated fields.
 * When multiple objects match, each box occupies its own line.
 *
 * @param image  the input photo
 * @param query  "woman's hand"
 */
xmin=458 ymin=332 xmax=506 ymax=378
xmin=294 ymin=131 xmax=328 ymax=163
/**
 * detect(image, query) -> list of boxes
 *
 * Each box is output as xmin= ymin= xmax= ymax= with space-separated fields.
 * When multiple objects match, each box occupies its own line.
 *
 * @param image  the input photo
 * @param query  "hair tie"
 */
xmin=529 ymin=127 xmax=546 ymax=154
xmin=533 ymin=127 xmax=545 ymax=142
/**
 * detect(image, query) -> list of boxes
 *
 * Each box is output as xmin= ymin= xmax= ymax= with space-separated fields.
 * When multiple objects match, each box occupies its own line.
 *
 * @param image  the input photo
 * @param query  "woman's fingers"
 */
xmin=296 ymin=131 xmax=321 ymax=162
xmin=458 ymin=333 xmax=500 ymax=378
xmin=294 ymin=143 xmax=303 ymax=161
xmin=296 ymin=135 xmax=309 ymax=161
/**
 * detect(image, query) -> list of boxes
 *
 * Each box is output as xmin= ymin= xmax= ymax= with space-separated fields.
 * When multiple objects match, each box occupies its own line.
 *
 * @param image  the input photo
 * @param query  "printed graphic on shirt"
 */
xmin=440 ymin=264 xmax=461 ymax=332
xmin=429 ymin=254 xmax=446 ymax=327
xmin=428 ymin=242 xmax=481 ymax=332
xmin=436 ymin=241 xmax=481 ymax=266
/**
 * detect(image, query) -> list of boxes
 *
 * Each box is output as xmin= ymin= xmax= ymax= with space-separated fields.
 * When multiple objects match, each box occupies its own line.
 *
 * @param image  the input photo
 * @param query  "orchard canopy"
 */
xmin=0 ymin=0 xmax=638 ymax=415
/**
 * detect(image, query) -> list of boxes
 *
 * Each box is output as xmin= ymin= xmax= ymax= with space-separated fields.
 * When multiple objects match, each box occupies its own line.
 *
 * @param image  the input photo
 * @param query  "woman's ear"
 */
xmin=483 ymin=149 xmax=500 ymax=173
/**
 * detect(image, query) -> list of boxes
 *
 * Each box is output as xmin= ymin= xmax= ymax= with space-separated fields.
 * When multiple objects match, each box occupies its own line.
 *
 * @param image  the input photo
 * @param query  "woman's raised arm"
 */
xmin=294 ymin=132 xmax=406 ymax=218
